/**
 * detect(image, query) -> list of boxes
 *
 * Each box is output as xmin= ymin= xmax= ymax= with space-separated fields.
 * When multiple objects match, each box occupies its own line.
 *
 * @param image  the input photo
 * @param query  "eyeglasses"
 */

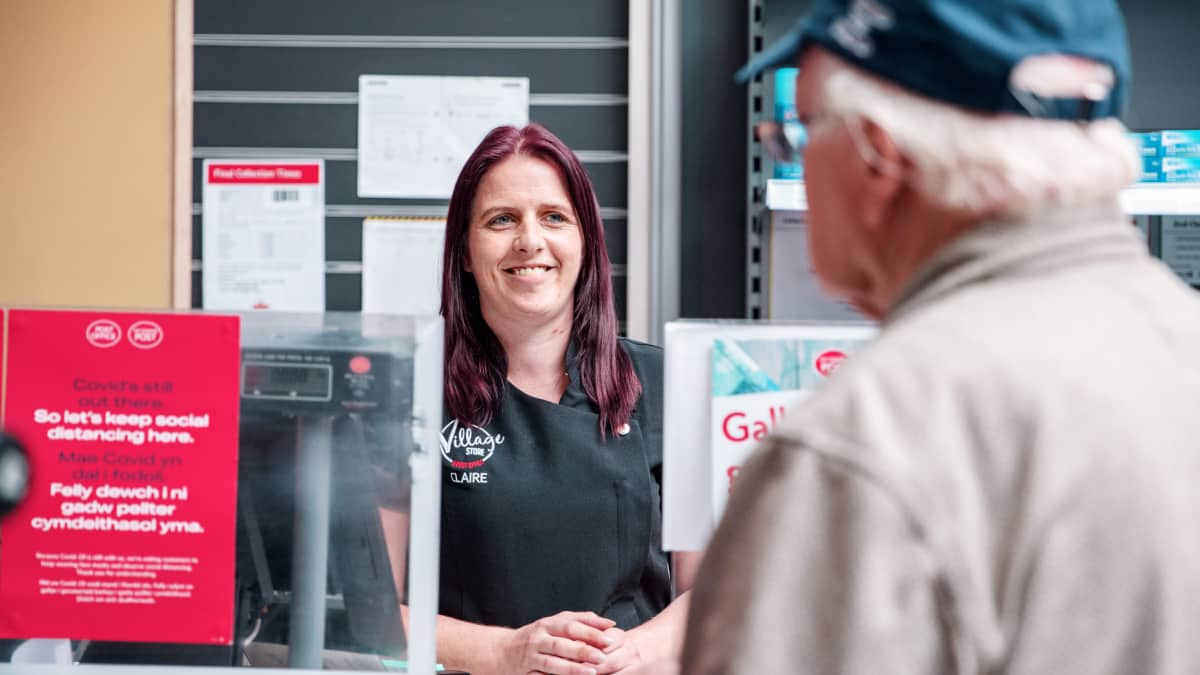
xmin=755 ymin=120 xmax=808 ymax=165
xmin=759 ymin=113 xmax=905 ymax=180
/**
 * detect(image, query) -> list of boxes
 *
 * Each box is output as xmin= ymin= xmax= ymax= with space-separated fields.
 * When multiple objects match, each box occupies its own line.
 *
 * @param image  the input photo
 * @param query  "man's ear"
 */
xmin=856 ymin=118 xmax=905 ymax=232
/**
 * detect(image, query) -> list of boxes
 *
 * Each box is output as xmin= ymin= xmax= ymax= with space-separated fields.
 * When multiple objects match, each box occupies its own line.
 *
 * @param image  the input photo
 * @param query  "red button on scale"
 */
xmin=349 ymin=355 xmax=371 ymax=374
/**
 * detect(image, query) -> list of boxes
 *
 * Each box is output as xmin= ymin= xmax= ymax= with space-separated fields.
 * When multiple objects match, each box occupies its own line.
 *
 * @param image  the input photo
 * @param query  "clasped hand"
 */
xmin=497 ymin=610 xmax=644 ymax=675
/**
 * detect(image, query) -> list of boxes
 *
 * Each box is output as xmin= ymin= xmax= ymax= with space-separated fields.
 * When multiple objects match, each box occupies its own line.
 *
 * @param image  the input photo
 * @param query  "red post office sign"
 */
xmin=0 ymin=309 xmax=240 ymax=644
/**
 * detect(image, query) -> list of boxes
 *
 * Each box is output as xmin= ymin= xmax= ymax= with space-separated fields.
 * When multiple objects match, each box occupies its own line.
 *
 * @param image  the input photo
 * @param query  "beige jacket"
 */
xmin=683 ymin=202 xmax=1200 ymax=674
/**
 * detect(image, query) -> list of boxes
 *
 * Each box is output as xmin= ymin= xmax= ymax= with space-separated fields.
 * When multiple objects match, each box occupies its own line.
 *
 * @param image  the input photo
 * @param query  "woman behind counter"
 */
xmin=430 ymin=123 xmax=698 ymax=675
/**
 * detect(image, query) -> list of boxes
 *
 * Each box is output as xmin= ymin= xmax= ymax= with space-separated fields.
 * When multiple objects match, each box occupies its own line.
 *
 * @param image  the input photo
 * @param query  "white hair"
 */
xmin=814 ymin=57 xmax=1140 ymax=217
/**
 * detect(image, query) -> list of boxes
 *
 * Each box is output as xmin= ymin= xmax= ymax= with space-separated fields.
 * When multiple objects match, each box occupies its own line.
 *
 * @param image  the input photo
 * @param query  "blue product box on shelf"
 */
xmin=1161 ymin=130 xmax=1200 ymax=157
xmin=775 ymin=67 xmax=798 ymax=123
xmin=1140 ymin=156 xmax=1163 ymax=183
xmin=1162 ymin=157 xmax=1200 ymax=183
xmin=773 ymin=67 xmax=804 ymax=180
xmin=775 ymin=123 xmax=806 ymax=179
xmin=1131 ymin=132 xmax=1162 ymax=157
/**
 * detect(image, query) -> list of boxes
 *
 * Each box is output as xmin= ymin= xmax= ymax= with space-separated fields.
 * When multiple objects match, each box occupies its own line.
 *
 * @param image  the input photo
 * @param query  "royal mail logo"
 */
xmin=127 ymin=321 xmax=164 ymax=349
xmin=440 ymin=419 xmax=505 ymax=471
xmin=85 ymin=320 xmax=122 ymax=349
xmin=814 ymin=350 xmax=848 ymax=377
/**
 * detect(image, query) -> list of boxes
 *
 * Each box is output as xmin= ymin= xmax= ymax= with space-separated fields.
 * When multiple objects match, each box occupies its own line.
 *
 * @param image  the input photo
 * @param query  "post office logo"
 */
xmin=85 ymin=320 xmax=122 ymax=349
xmin=440 ymin=419 xmax=505 ymax=470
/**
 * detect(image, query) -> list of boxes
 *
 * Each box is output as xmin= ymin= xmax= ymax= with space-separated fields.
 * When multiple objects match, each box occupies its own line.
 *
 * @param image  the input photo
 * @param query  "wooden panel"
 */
xmin=0 ymin=0 xmax=173 ymax=308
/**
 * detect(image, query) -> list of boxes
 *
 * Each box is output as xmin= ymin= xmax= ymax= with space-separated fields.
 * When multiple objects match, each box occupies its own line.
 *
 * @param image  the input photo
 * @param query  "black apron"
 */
xmin=438 ymin=340 xmax=670 ymax=629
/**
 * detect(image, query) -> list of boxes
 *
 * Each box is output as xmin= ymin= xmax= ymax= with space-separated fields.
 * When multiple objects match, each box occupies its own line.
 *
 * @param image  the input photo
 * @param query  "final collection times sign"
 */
xmin=0 ymin=309 xmax=240 ymax=645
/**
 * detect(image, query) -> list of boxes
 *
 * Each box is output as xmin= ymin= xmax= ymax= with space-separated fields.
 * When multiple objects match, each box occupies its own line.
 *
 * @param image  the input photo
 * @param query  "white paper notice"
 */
xmin=1161 ymin=215 xmax=1200 ymax=285
xmin=361 ymin=217 xmax=446 ymax=315
xmin=357 ymin=75 xmax=530 ymax=198
xmin=768 ymin=210 xmax=862 ymax=320
xmin=201 ymin=160 xmax=325 ymax=311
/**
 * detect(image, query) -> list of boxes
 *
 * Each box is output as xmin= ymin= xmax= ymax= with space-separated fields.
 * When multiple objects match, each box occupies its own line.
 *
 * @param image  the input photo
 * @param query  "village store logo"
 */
xmin=440 ymin=419 xmax=505 ymax=470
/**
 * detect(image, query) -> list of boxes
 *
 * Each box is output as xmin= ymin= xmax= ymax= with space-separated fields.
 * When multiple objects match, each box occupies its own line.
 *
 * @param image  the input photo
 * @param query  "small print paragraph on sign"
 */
xmin=38 ymin=579 xmax=196 ymax=605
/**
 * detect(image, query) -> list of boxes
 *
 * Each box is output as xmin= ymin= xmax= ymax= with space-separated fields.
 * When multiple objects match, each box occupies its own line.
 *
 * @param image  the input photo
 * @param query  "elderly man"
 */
xmin=681 ymin=0 xmax=1200 ymax=673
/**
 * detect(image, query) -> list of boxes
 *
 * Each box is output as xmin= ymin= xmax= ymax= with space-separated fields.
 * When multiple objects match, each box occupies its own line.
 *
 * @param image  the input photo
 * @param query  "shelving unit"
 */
xmin=746 ymin=0 xmax=1200 ymax=317
xmin=744 ymin=0 xmax=767 ymax=320
xmin=765 ymin=179 xmax=806 ymax=212
xmin=762 ymin=176 xmax=1200 ymax=295
xmin=1119 ymin=184 xmax=1200 ymax=215
xmin=765 ymin=179 xmax=1200 ymax=216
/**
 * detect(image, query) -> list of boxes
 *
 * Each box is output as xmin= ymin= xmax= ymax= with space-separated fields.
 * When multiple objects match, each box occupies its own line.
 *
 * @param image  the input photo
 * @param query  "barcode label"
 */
xmin=272 ymin=190 xmax=299 ymax=202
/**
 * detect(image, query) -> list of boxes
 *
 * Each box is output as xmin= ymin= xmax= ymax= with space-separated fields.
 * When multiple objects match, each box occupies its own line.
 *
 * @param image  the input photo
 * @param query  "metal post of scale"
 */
xmin=288 ymin=415 xmax=334 ymax=669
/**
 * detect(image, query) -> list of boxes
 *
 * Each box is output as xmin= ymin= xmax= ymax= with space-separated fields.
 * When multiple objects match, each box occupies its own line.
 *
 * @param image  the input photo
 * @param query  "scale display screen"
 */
xmin=242 ymin=363 xmax=333 ymax=401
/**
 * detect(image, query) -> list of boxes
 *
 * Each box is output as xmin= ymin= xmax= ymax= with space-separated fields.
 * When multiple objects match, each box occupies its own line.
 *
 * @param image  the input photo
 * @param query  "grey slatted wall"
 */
xmin=191 ymin=0 xmax=630 ymax=324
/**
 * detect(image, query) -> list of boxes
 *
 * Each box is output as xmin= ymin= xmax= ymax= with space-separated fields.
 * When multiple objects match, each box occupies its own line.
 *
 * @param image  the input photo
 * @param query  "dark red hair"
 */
xmin=440 ymin=123 xmax=638 ymax=437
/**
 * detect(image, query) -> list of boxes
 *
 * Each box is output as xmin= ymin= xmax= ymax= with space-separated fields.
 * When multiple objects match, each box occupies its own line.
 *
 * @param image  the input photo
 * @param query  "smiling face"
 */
xmin=466 ymin=154 xmax=584 ymax=333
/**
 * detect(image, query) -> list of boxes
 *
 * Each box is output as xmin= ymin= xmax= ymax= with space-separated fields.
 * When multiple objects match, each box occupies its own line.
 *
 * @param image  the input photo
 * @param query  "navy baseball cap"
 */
xmin=737 ymin=0 xmax=1130 ymax=120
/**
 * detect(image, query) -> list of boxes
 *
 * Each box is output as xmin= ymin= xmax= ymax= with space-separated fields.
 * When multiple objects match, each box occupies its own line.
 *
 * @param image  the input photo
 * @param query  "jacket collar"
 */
xmin=558 ymin=336 xmax=591 ymax=409
xmin=885 ymin=199 xmax=1143 ymax=326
